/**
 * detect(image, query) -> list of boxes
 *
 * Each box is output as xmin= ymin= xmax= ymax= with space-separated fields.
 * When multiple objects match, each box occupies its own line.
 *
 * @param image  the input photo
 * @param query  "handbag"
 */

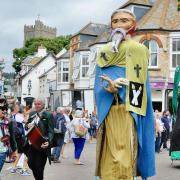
xmin=74 ymin=119 xmax=87 ymax=137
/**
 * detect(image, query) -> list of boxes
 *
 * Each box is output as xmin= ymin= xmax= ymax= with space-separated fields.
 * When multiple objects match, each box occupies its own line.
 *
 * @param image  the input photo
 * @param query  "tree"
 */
xmin=13 ymin=35 xmax=71 ymax=72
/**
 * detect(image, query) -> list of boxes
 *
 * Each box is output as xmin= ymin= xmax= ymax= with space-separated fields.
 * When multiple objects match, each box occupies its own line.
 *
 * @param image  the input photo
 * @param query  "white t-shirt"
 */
xmin=156 ymin=118 xmax=164 ymax=133
xmin=63 ymin=114 xmax=71 ymax=130
xmin=14 ymin=113 xmax=24 ymax=123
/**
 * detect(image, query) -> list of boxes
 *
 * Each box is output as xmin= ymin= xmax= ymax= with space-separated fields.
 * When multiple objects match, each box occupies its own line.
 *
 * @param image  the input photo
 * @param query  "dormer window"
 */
xmin=149 ymin=0 xmax=156 ymax=4
xmin=133 ymin=6 xmax=150 ymax=21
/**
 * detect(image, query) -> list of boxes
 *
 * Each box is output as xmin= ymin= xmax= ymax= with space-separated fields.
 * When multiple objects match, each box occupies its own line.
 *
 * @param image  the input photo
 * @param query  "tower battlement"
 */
xmin=24 ymin=20 xmax=57 ymax=43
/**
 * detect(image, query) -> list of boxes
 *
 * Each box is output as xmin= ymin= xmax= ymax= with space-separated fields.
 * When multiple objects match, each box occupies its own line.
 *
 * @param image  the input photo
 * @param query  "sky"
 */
xmin=0 ymin=0 xmax=128 ymax=72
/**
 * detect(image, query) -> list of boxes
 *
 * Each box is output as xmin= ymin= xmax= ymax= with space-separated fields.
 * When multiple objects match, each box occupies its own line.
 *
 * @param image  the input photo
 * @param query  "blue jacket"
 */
xmin=161 ymin=116 xmax=170 ymax=130
xmin=94 ymin=65 xmax=155 ymax=179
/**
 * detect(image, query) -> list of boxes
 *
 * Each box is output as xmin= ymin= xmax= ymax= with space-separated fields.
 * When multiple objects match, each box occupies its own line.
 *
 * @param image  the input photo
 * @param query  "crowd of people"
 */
xmin=1 ymin=99 xmax=173 ymax=180
xmin=0 ymin=97 xmax=98 ymax=180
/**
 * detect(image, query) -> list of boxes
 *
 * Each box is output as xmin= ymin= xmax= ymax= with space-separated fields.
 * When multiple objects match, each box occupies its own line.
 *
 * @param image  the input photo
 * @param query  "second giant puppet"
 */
xmin=170 ymin=66 xmax=180 ymax=160
xmin=94 ymin=9 xmax=155 ymax=180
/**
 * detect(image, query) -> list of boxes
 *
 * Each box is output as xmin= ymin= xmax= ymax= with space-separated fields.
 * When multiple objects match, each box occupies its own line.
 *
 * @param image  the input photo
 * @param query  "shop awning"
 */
xmin=150 ymin=80 xmax=173 ymax=90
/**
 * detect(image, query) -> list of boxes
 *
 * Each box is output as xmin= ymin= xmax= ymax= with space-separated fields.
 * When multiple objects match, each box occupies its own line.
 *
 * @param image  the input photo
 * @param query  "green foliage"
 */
xmin=13 ymin=35 xmax=71 ymax=72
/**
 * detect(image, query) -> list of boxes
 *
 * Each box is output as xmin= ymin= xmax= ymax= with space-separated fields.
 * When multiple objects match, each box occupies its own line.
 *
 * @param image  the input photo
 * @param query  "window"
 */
xmin=143 ymin=40 xmax=159 ymax=68
xmin=57 ymin=61 xmax=61 ymax=82
xmin=57 ymin=61 xmax=69 ymax=83
xmin=87 ymin=51 xmax=97 ymax=76
xmin=133 ymin=6 xmax=149 ymax=21
xmin=81 ymin=55 xmax=89 ymax=78
xmin=72 ymin=54 xmax=81 ymax=79
xmin=172 ymin=38 xmax=180 ymax=68
xmin=62 ymin=62 xmax=69 ymax=82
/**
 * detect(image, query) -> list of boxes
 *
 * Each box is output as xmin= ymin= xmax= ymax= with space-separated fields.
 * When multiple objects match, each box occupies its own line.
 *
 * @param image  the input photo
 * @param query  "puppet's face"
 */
xmin=111 ymin=12 xmax=135 ymax=31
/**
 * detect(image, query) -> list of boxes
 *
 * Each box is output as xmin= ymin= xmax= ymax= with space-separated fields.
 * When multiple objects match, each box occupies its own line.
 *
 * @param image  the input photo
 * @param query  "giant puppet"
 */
xmin=170 ymin=66 xmax=180 ymax=161
xmin=94 ymin=9 xmax=155 ymax=180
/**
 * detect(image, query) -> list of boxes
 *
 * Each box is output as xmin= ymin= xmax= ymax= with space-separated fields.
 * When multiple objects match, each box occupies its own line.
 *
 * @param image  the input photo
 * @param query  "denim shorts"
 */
xmin=0 ymin=152 xmax=6 ymax=172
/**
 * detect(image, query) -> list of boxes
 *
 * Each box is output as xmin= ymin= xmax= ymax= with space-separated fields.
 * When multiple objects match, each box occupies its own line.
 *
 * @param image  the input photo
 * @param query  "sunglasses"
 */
xmin=0 ymin=107 xmax=8 ymax=111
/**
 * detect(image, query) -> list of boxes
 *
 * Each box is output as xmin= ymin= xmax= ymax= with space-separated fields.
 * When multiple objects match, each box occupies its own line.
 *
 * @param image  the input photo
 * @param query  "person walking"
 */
xmin=52 ymin=107 xmax=66 ymax=163
xmin=10 ymin=104 xmax=30 ymax=175
xmin=70 ymin=110 xmax=90 ymax=165
xmin=89 ymin=111 xmax=97 ymax=143
xmin=24 ymin=98 xmax=54 ymax=180
xmin=0 ymin=98 xmax=17 ymax=174
xmin=160 ymin=110 xmax=170 ymax=150
xmin=61 ymin=107 xmax=71 ymax=158
xmin=154 ymin=111 xmax=163 ymax=153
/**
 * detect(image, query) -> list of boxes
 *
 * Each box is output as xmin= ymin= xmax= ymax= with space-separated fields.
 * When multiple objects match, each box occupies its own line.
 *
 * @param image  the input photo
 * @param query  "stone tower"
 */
xmin=24 ymin=20 xmax=57 ymax=44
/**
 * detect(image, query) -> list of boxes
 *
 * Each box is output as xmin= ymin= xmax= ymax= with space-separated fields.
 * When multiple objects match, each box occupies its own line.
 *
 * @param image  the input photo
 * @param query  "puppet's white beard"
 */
xmin=111 ymin=28 xmax=126 ymax=53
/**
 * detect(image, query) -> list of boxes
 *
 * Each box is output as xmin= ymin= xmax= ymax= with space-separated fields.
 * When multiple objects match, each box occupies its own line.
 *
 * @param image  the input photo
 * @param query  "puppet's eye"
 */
xmin=120 ymin=18 xmax=130 ymax=23
xmin=112 ymin=19 xmax=118 ymax=23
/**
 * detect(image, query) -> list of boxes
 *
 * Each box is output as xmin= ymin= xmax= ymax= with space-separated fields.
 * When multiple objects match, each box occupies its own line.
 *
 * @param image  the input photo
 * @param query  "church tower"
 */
xmin=24 ymin=18 xmax=57 ymax=44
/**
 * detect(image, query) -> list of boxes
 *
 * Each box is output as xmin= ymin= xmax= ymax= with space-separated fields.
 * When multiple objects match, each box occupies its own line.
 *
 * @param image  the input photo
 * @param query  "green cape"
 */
xmin=172 ymin=66 xmax=180 ymax=117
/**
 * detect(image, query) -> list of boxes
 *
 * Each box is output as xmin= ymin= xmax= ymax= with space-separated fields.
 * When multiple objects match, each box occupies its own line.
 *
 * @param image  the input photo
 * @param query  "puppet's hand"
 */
xmin=114 ymin=78 xmax=129 ymax=88
xmin=100 ymin=75 xmax=118 ymax=93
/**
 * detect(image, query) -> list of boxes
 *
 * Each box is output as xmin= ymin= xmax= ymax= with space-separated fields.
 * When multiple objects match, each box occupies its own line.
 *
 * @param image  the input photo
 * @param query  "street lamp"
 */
xmin=48 ymin=85 xmax=53 ymax=109
xmin=27 ymin=80 xmax=32 ymax=95
xmin=49 ymin=85 xmax=53 ymax=95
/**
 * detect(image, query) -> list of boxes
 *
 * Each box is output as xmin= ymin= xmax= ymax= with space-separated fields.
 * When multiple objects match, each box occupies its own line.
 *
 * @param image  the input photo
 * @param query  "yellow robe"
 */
xmin=96 ymin=100 xmax=137 ymax=180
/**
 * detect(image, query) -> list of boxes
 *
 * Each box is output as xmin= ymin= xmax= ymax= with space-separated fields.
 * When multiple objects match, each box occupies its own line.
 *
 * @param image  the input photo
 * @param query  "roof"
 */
xmin=137 ymin=0 xmax=180 ymax=31
xmin=39 ymin=65 xmax=56 ymax=79
xmin=21 ymin=52 xmax=56 ymax=79
xmin=89 ymin=26 xmax=111 ymax=46
xmin=57 ymin=50 xmax=70 ymax=60
xmin=120 ymin=0 xmax=152 ymax=8
xmin=22 ymin=55 xmax=44 ymax=66
xmin=29 ymin=57 xmax=42 ymax=65
xmin=72 ymin=23 xmax=108 ymax=37
xmin=56 ymin=48 xmax=67 ymax=58
xmin=23 ymin=55 xmax=34 ymax=64
xmin=75 ymin=41 xmax=93 ymax=52
xmin=32 ymin=52 xmax=56 ymax=68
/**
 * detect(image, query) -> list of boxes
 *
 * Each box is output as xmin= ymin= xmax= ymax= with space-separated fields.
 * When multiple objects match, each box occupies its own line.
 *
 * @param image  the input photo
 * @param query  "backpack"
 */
xmin=55 ymin=115 xmax=67 ymax=135
xmin=51 ymin=115 xmax=67 ymax=148
xmin=12 ymin=115 xmax=25 ymax=137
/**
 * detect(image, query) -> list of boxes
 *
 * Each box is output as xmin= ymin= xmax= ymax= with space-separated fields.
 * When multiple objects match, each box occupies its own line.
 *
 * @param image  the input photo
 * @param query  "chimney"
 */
xmin=37 ymin=45 xmax=47 ymax=57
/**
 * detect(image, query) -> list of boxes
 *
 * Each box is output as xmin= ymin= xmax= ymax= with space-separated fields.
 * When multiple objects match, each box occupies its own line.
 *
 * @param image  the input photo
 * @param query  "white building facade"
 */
xmin=39 ymin=65 xmax=56 ymax=108
xmin=21 ymin=53 xmax=56 ymax=106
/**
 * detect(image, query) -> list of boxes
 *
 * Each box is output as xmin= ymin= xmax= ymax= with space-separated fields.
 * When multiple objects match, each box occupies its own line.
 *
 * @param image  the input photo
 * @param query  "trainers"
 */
xmin=20 ymin=170 xmax=31 ymax=176
xmin=10 ymin=168 xmax=17 ymax=174
xmin=53 ymin=159 xmax=61 ymax=163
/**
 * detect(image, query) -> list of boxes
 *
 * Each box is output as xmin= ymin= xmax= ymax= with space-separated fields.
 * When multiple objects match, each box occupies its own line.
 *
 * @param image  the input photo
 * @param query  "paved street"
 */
xmin=1 ymin=142 xmax=180 ymax=180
